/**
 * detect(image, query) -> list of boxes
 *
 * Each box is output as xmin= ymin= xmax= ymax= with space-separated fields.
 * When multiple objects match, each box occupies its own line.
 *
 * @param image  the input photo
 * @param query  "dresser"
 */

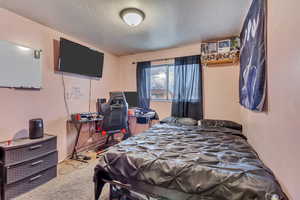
xmin=0 ymin=135 xmax=58 ymax=200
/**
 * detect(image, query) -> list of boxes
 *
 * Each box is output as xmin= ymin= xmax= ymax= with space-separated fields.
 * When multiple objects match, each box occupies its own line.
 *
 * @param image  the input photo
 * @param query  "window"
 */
xmin=150 ymin=65 xmax=174 ymax=101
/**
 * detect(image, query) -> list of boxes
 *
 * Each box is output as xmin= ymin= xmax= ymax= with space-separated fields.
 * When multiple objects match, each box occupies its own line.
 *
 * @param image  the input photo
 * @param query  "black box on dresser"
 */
xmin=0 ymin=135 xmax=58 ymax=200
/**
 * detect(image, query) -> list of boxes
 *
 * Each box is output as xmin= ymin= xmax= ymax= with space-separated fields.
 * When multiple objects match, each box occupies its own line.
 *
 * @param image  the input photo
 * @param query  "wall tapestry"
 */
xmin=240 ymin=0 xmax=267 ymax=111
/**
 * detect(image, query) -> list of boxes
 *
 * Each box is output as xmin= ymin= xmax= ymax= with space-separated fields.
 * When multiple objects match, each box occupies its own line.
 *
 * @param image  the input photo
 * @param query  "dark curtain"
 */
xmin=171 ymin=55 xmax=203 ymax=120
xmin=136 ymin=61 xmax=151 ymax=109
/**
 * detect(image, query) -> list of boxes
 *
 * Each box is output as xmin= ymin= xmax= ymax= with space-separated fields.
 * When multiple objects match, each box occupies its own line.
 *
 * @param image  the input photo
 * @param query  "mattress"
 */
xmin=94 ymin=123 xmax=287 ymax=200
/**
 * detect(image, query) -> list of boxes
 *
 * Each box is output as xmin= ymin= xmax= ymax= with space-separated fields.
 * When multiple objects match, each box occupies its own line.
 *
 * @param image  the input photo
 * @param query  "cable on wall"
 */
xmin=88 ymin=79 xmax=93 ymax=135
xmin=61 ymin=72 xmax=70 ymax=117
xmin=89 ymin=79 xmax=92 ymax=112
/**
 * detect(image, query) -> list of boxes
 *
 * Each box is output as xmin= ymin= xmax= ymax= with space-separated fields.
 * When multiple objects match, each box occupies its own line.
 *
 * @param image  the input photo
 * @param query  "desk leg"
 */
xmin=104 ymin=134 xmax=114 ymax=147
xmin=123 ymin=121 xmax=131 ymax=139
xmin=71 ymin=123 xmax=88 ymax=163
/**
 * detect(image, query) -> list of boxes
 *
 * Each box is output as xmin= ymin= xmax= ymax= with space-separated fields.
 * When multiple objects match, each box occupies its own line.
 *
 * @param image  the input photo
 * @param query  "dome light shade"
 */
xmin=120 ymin=8 xmax=145 ymax=27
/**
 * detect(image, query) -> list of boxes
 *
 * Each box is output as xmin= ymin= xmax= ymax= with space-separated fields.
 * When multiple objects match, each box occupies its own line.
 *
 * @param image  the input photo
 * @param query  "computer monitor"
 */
xmin=124 ymin=91 xmax=138 ymax=108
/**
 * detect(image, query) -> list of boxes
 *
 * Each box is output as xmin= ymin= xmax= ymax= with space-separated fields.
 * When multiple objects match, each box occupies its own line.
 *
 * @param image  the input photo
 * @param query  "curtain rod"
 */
xmin=131 ymin=54 xmax=201 ymax=65
xmin=132 ymin=57 xmax=174 ymax=65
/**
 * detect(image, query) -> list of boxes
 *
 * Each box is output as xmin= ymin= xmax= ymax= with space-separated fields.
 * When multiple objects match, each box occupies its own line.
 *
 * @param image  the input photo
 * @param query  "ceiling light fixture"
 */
xmin=120 ymin=8 xmax=145 ymax=27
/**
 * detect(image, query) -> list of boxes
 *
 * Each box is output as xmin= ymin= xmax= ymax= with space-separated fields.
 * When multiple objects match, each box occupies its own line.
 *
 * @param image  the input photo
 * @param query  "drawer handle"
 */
xmin=29 ymin=174 xmax=42 ymax=182
xmin=29 ymin=145 xmax=43 ymax=150
xmin=31 ymin=160 xmax=44 ymax=166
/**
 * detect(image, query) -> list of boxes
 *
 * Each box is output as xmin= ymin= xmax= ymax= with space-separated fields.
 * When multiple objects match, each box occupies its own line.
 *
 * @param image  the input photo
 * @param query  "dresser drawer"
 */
xmin=5 ymin=151 xmax=58 ymax=184
xmin=3 ymin=166 xmax=57 ymax=200
xmin=3 ymin=137 xmax=56 ymax=165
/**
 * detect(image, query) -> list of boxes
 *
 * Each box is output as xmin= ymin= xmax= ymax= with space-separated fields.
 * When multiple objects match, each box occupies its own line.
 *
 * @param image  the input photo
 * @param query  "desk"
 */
xmin=128 ymin=109 xmax=159 ymax=136
xmin=69 ymin=117 xmax=103 ymax=162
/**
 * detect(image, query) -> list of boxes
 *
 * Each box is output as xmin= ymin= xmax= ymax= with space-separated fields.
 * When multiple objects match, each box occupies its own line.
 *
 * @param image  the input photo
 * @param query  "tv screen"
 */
xmin=59 ymin=38 xmax=104 ymax=78
xmin=124 ymin=91 xmax=138 ymax=108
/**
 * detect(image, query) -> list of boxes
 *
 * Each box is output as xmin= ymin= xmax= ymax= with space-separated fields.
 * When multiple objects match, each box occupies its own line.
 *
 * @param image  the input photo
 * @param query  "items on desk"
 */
xmin=128 ymin=109 xmax=135 ymax=116
xmin=135 ymin=108 xmax=158 ymax=124
xmin=71 ymin=112 xmax=102 ymax=122
xmin=136 ymin=116 xmax=150 ymax=124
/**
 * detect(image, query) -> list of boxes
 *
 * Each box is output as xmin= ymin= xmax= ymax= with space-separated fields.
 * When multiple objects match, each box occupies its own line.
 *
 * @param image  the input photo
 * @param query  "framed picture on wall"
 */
xmin=201 ymin=43 xmax=208 ymax=55
xmin=207 ymin=42 xmax=217 ymax=54
xmin=218 ymin=40 xmax=231 ymax=53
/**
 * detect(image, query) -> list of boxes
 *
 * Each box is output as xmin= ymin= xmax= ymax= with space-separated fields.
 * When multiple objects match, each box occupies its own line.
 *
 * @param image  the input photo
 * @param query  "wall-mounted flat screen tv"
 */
xmin=59 ymin=38 xmax=104 ymax=78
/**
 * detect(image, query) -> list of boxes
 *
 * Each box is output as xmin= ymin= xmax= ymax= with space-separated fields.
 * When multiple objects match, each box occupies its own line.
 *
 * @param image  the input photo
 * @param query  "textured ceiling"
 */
xmin=0 ymin=0 xmax=250 ymax=56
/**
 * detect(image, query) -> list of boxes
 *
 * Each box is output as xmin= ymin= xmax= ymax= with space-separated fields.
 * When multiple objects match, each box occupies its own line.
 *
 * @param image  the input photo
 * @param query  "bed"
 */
xmin=94 ymin=121 xmax=287 ymax=200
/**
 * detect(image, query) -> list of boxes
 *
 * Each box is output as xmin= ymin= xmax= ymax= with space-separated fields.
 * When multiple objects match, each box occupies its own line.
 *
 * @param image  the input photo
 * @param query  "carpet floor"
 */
xmin=13 ymin=158 xmax=109 ymax=200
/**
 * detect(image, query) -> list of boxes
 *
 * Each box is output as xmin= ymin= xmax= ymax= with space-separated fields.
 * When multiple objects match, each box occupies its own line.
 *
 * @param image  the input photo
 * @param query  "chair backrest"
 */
xmin=99 ymin=92 xmax=128 ymax=131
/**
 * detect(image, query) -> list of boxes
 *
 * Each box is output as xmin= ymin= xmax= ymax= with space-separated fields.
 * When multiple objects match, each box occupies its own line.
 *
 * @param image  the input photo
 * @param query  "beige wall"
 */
xmin=119 ymin=45 xmax=241 ymax=122
xmin=240 ymin=1 xmax=300 ymax=199
xmin=0 ymin=8 xmax=121 ymax=161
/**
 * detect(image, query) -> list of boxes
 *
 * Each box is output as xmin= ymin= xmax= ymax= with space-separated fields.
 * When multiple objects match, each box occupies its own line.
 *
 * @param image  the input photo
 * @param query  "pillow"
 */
xmin=160 ymin=116 xmax=178 ymax=124
xmin=199 ymin=119 xmax=242 ymax=131
xmin=160 ymin=117 xmax=198 ymax=126
xmin=176 ymin=118 xmax=198 ymax=126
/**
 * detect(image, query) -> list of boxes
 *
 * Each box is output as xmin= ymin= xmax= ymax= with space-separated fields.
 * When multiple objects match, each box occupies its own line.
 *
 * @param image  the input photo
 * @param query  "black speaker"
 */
xmin=29 ymin=118 xmax=44 ymax=139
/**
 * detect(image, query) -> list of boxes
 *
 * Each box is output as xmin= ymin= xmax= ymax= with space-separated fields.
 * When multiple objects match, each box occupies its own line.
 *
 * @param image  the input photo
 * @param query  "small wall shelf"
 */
xmin=201 ymin=36 xmax=240 ymax=67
